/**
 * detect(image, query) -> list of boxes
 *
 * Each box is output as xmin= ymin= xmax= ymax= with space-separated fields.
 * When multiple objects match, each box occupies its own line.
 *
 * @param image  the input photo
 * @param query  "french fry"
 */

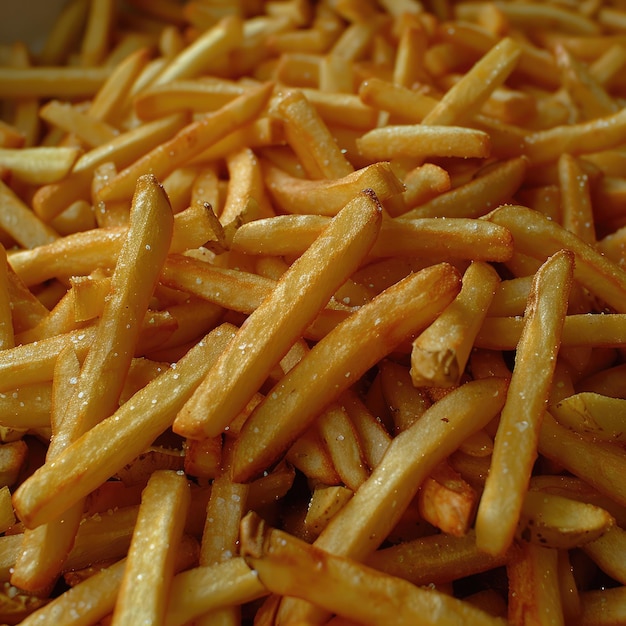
xmin=12 ymin=323 xmax=236 ymax=528
xmin=476 ymin=250 xmax=574 ymax=557
xmin=173 ymin=191 xmax=382 ymax=441
xmin=486 ymin=204 xmax=626 ymax=313
xmin=366 ymin=529 xmax=509 ymax=587
xmin=507 ymin=541 xmax=565 ymax=626
xmin=263 ymin=160 xmax=403 ymax=216
xmin=97 ymin=83 xmax=274 ymax=202
xmin=411 ymin=261 xmax=500 ymax=388
xmin=0 ymin=246 xmax=13 ymax=351
xmin=231 ymin=263 xmax=462 ymax=483
xmin=241 ymin=512 xmax=506 ymax=626
xmin=111 ymin=470 xmax=190 ymax=626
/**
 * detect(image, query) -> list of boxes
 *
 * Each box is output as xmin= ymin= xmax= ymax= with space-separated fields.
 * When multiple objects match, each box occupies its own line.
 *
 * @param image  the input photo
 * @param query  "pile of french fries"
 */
xmin=2 ymin=0 xmax=626 ymax=623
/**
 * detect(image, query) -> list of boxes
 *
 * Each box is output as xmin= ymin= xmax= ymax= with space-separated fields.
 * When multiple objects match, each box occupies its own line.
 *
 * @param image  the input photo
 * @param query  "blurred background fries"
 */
xmin=2 ymin=1 xmax=626 ymax=625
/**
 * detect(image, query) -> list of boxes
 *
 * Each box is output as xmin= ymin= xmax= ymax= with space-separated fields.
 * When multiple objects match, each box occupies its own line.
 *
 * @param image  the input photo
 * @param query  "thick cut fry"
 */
xmin=231 ymin=263 xmax=462 ymax=483
xmin=12 ymin=324 xmax=236 ymax=528
xmin=241 ymin=513 xmax=506 ymax=626
xmin=476 ymin=250 xmax=574 ymax=557
xmin=173 ymin=191 xmax=382 ymax=441
xmin=97 ymin=83 xmax=274 ymax=202
xmin=112 ymin=470 xmax=190 ymax=626
xmin=411 ymin=261 xmax=500 ymax=388
xmin=583 ymin=525 xmax=626 ymax=585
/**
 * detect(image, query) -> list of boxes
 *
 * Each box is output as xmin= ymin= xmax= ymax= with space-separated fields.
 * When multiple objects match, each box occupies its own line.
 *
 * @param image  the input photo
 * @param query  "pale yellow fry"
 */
xmin=0 ymin=245 xmax=13 ymax=350
xmin=264 ymin=161 xmax=404 ymax=216
xmin=421 ymin=37 xmax=521 ymax=126
xmin=154 ymin=15 xmax=243 ymax=85
xmin=39 ymin=101 xmax=118 ymax=148
xmin=411 ymin=261 xmax=500 ymax=388
xmin=0 ymin=181 xmax=58 ymax=250
xmin=0 ymin=67 xmax=111 ymax=99
xmin=487 ymin=204 xmax=626 ymax=313
xmin=356 ymin=125 xmax=491 ymax=161
xmin=12 ymin=324 xmax=236 ymax=529
xmin=112 ymin=471 xmax=190 ymax=626
xmin=242 ymin=513 xmax=506 ymax=626
xmin=507 ymin=542 xmax=565 ymax=626
xmin=38 ymin=0 xmax=90 ymax=66
xmin=164 ymin=558 xmax=268 ymax=626
xmin=231 ymin=263 xmax=462 ymax=484
xmin=272 ymin=89 xmax=354 ymax=179
xmin=98 ymin=83 xmax=274 ymax=202
xmin=476 ymin=250 xmax=574 ymax=557
xmin=173 ymin=191 xmax=382 ymax=441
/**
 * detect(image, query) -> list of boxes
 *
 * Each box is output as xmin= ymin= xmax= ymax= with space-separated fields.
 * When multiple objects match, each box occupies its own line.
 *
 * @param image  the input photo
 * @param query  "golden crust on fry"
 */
xmin=3 ymin=2 xmax=626 ymax=625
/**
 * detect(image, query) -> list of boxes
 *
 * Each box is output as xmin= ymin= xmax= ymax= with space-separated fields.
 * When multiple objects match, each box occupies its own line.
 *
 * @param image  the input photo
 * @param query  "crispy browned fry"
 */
xmin=263 ymin=160 xmax=403 ymax=216
xmin=98 ymin=83 xmax=274 ymax=202
xmin=487 ymin=204 xmax=626 ymax=313
xmin=174 ymin=191 xmax=382 ymax=441
xmin=411 ymin=261 xmax=500 ymax=388
xmin=476 ymin=250 xmax=574 ymax=557
xmin=12 ymin=323 xmax=236 ymax=528
xmin=231 ymin=263 xmax=461 ymax=483
xmin=241 ymin=512 xmax=505 ymax=626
